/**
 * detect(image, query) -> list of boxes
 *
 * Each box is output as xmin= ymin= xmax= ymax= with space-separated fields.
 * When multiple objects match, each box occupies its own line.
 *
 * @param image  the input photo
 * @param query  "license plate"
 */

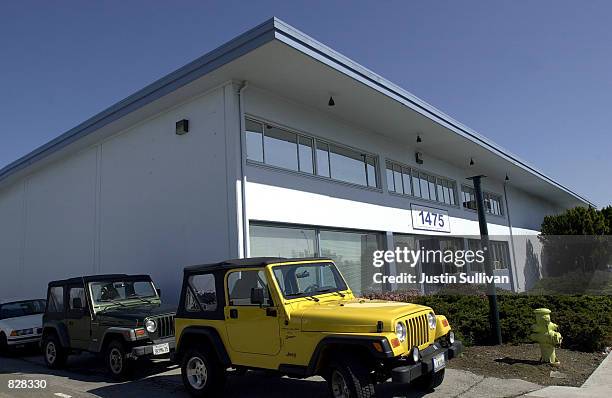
xmin=152 ymin=343 xmax=170 ymax=355
xmin=432 ymin=353 xmax=446 ymax=372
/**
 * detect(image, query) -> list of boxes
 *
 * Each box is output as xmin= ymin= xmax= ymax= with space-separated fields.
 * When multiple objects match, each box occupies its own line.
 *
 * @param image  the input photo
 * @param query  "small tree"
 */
xmin=540 ymin=206 xmax=611 ymax=276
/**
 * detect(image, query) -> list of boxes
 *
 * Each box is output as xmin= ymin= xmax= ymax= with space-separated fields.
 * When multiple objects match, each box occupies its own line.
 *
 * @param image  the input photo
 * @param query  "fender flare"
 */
xmin=42 ymin=322 xmax=70 ymax=348
xmin=176 ymin=326 xmax=231 ymax=366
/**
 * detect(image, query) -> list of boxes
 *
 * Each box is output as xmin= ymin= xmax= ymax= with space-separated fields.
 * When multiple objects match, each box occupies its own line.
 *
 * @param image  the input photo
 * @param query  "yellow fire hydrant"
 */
xmin=530 ymin=308 xmax=562 ymax=365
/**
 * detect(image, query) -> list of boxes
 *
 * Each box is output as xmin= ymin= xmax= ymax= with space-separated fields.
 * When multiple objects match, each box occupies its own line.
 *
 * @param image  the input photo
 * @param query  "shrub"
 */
xmin=365 ymin=292 xmax=612 ymax=352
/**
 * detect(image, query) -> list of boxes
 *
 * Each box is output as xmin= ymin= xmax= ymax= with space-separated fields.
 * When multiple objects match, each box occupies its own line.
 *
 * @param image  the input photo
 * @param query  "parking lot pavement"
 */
xmin=0 ymin=351 xmax=542 ymax=398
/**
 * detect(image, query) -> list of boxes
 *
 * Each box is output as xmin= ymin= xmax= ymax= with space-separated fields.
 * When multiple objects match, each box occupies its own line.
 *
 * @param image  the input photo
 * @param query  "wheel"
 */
xmin=181 ymin=347 xmax=225 ymax=397
xmin=105 ymin=340 xmax=132 ymax=380
xmin=327 ymin=358 xmax=375 ymax=398
xmin=0 ymin=332 xmax=9 ymax=356
xmin=415 ymin=368 xmax=445 ymax=391
xmin=42 ymin=334 xmax=67 ymax=368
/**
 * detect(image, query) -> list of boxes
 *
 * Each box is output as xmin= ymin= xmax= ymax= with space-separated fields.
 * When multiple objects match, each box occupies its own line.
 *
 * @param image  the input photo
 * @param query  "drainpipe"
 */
xmin=503 ymin=180 xmax=519 ymax=291
xmin=237 ymin=81 xmax=249 ymax=258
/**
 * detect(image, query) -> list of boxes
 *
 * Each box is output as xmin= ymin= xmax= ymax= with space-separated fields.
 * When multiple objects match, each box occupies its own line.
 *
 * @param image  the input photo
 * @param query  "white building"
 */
xmin=0 ymin=18 xmax=591 ymax=302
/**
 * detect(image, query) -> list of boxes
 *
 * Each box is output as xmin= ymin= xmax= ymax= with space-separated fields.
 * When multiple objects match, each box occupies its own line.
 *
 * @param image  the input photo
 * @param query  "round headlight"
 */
xmin=411 ymin=346 xmax=420 ymax=363
xmin=395 ymin=321 xmax=407 ymax=342
xmin=448 ymin=331 xmax=455 ymax=345
xmin=145 ymin=319 xmax=157 ymax=333
xmin=427 ymin=312 xmax=436 ymax=329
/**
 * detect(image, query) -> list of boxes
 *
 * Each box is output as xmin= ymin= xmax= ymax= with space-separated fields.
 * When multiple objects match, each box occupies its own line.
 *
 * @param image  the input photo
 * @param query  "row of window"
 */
xmin=246 ymin=117 xmax=504 ymax=215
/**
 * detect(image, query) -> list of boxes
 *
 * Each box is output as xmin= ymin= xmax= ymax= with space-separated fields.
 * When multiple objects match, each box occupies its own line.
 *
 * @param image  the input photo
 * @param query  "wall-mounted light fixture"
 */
xmin=328 ymin=96 xmax=335 ymax=107
xmin=416 ymin=135 xmax=422 ymax=143
xmin=469 ymin=157 xmax=475 ymax=166
xmin=415 ymin=151 xmax=424 ymax=164
xmin=176 ymin=119 xmax=189 ymax=135
xmin=505 ymin=174 xmax=510 ymax=181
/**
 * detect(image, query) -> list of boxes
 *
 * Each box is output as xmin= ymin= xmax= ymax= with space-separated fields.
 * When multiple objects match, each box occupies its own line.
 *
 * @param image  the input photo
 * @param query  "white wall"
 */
xmin=0 ymin=83 xmax=242 ymax=303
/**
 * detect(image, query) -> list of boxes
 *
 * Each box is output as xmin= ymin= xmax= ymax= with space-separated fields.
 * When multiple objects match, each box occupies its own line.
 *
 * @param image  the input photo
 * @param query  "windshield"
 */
xmin=89 ymin=279 xmax=157 ymax=306
xmin=0 ymin=300 xmax=46 ymax=319
xmin=272 ymin=262 xmax=347 ymax=299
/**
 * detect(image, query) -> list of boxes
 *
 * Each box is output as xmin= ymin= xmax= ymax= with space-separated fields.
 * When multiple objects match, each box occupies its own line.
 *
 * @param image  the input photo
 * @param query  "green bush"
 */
xmin=364 ymin=292 xmax=612 ymax=352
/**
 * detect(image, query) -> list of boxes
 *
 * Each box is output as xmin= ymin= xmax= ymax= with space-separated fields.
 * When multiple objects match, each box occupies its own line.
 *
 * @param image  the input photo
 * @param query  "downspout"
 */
xmin=503 ymin=181 xmax=519 ymax=291
xmin=237 ymin=81 xmax=249 ymax=258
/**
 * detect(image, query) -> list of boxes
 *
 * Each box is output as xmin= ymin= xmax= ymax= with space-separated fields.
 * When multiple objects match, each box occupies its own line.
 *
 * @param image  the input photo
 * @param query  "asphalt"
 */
xmin=0 ymin=350 xmax=543 ymax=398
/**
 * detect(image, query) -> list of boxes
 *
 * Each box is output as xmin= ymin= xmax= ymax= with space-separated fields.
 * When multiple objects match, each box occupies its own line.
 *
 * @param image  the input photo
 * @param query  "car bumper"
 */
xmin=7 ymin=335 xmax=42 ymax=346
xmin=391 ymin=340 xmax=463 ymax=384
xmin=130 ymin=337 xmax=176 ymax=358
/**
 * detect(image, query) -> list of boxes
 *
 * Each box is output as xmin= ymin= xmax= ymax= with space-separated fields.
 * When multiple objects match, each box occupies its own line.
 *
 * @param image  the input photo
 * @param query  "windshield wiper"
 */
xmin=129 ymin=295 xmax=153 ymax=304
xmin=285 ymin=292 xmax=320 ymax=302
xmin=99 ymin=298 xmax=127 ymax=307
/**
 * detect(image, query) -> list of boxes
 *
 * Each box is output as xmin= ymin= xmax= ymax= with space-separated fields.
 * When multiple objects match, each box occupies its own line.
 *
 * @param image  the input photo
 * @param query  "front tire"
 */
xmin=105 ymin=340 xmax=131 ymax=380
xmin=328 ymin=358 xmax=375 ymax=398
xmin=181 ymin=347 xmax=225 ymax=397
xmin=42 ymin=334 xmax=67 ymax=368
xmin=415 ymin=368 xmax=445 ymax=391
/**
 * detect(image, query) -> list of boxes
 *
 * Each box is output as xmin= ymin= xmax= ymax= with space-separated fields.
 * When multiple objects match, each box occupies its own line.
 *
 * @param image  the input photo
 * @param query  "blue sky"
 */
xmin=0 ymin=1 xmax=610 ymax=207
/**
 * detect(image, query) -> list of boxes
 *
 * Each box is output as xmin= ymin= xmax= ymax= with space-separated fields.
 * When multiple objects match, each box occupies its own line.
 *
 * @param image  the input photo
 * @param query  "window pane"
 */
xmin=319 ymin=230 xmax=383 ymax=295
xmin=420 ymin=173 xmax=430 ymax=200
xmin=428 ymin=175 xmax=437 ymax=201
xmin=228 ymin=270 xmax=271 ymax=306
xmin=264 ymin=126 xmax=298 ymax=170
xmin=249 ymin=224 xmax=316 ymax=258
xmin=366 ymin=156 xmax=377 ymax=187
xmin=245 ymin=119 xmax=263 ymax=162
xmin=386 ymin=162 xmax=395 ymax=192
xmin=69 ymin=287 xmax=85 ymax=310
xmin=48 ymin=287 xmax=64 ymax=312
xmin=449 ymin=183 xmax=456 ymax=205
xmin=412 ymin=169 xmax=421 ymax=197
xmin=329 ymin=144 xmax=367 ymax=186
xmin=298 ymin=136 xmax=314 ymax=173
xmin=437 ymin=178 xmax=445 ymax=203
xmin=393 ymin=164 xmax=403 ymax=194
xmin=189 ymin=274 xmax=217 ymax=311
xmin=402 ymin=167 xmax=412 ymax=196
xmin=316 ymin=142 xmax=330 ymax=177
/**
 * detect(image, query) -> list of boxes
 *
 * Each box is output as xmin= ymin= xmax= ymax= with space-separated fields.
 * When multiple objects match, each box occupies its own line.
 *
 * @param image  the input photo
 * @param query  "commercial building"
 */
xmin=0 ymin=18 xmax=592 ymax=302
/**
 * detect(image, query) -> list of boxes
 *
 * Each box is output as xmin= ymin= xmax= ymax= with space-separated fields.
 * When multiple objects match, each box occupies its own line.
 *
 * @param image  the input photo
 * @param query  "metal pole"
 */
xmin=469 ymin=175 xmax=502 ymax=345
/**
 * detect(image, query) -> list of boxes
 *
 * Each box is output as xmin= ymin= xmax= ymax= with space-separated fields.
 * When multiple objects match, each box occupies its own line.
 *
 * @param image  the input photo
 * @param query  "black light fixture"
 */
xmin=505 ymin=174 xmax=510 ymax=181
xmin=415 ymin=151 xmax=424 ymax=164
xmin=328 ymin=96 xmax=335 ymax=107
xmin=416 ymin=135 xmax=422 ymax=143
xmin=176 ymin=119 xmax=189 ymax=135
xmin=469 ymin=157 xmax=474 ymax=166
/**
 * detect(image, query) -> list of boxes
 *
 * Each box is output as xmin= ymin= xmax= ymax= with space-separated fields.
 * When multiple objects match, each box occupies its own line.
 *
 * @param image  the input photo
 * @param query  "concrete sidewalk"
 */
xmin=524 ymin=352 xmax=611 ymax=398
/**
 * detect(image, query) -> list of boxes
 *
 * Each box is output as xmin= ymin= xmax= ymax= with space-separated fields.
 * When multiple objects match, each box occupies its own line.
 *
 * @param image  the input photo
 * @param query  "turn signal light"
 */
xmin=442 ymin=319 xmax=449 ymax=327
xmin=372 ymin=342 xmax=383 ymax=353
xmin=390 ymin=338 xmax=400 ymax=348
xmin=135 ymin=328 xmax=146 ymax=336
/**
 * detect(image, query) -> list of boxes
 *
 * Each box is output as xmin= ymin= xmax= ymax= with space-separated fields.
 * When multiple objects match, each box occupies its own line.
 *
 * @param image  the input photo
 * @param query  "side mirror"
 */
xmin=250 ymin=287 xmax=265 ymax=306
xmin=72 ymin=297 xmax=83 ymax=310
xmin=156 ymin=288 xmax=161 ymax=298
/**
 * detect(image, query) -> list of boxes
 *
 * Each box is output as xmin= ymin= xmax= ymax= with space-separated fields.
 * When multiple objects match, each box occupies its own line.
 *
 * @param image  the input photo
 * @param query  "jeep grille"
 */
xmin=405 ymin=313 xmax=429 ymax=349
xmin=153 ymin=315 xmax=175 ymax=338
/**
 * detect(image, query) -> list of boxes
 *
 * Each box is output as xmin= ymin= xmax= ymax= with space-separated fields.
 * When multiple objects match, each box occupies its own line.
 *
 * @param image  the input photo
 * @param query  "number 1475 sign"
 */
xmin=410 ymin=204 xmax=451 ymax=233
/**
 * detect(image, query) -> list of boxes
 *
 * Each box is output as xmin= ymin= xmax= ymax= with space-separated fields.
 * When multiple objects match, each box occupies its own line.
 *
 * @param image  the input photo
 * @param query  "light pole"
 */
xmin=468 ymin=175 xmax=502 ymax=345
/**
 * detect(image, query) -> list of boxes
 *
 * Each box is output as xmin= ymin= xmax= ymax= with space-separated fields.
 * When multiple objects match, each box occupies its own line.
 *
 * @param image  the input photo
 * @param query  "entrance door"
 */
xmin=224 ymin=269 xmax=281 ymax=355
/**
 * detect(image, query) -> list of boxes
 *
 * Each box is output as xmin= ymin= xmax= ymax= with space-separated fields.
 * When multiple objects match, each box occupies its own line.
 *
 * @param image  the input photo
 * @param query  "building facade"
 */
xmin=0 ymin=19 xmax=591 ymax=303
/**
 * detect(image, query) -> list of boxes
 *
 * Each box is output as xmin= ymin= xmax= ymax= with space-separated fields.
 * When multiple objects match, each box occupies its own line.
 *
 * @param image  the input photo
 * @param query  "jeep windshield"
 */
xmin=272 ymin=261 xmax=348 ymax=299
xmin=89 ymin=279 xmax=158 ymax=307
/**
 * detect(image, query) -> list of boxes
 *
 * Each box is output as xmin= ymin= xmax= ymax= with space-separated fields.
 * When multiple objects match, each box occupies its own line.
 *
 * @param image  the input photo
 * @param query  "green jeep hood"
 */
xmin=97 ymin=303 xmax=176 ymax=322
xmin=297 ymin=299 xmax=431 ymax=333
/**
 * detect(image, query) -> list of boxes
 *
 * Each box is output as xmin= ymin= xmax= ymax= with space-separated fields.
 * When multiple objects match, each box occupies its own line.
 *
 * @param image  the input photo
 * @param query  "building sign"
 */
xmin=410 ymin=204 xmax=451 ymax=233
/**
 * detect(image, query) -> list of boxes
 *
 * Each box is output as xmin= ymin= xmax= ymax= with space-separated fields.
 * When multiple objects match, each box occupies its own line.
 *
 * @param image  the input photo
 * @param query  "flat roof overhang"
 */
xmin=0 ymin=18 xmax=592 ymax=209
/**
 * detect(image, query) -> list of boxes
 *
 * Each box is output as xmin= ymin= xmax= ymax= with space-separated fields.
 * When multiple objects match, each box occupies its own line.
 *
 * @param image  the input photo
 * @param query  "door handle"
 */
xmin=229 ymin=309 xmax=238 ymax=319
xmin=266 ymin=308 xmax=277 ymax=317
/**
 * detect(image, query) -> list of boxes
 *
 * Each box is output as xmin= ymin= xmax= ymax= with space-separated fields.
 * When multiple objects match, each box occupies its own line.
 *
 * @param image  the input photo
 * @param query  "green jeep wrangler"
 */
xmin=42 ymin=274 xmax=176 ymax=379
xmin=174 ymin=258 xmax=463 ymax=397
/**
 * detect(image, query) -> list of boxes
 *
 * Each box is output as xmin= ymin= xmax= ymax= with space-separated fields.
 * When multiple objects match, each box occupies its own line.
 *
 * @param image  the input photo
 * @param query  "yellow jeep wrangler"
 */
xmin=174 ymin=258 xmax=462 ymax=397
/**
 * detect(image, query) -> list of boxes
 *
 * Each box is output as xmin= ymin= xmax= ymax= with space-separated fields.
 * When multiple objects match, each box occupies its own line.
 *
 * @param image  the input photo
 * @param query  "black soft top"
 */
xmin=48 ymin=274 xmax=153 ymax=287
xmin=183 ymin=257 xmax=333 ymax=275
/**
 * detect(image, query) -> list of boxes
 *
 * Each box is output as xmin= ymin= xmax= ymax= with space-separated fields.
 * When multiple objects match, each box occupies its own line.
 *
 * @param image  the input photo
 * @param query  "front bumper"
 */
xmin=130 ymin=337 xmax=176 ymax=358
xmin=391 ymin=340 xmax=463 ymax=384
xmin=7 ymin=335 xmax=42 ymax=346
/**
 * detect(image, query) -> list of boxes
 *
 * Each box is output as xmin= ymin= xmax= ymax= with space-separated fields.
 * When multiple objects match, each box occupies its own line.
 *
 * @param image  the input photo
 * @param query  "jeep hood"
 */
xmin=297 ymin=299 xmax=431 ymax=333
xmin=98 ymin=303 xmax=176 ymax=321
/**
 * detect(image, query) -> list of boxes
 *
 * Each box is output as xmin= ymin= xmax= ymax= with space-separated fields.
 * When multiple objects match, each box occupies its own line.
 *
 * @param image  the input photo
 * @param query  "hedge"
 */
xmin=364 ymin=291 xmax=612 ymax=352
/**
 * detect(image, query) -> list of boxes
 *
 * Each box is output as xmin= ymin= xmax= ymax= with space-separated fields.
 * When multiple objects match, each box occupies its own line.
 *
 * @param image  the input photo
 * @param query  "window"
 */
xmin=272 ymin=262 xmax=347 ymax=298
xmin=249 ymin=224 xmax=316 ymax=258
xmin=227 ymin=270 xmax=271 ymax=306
xmin=48 ymin=286 xmax=64 ymax=312
xmin=386 ymin=161 xmax=457 ymax=206
xmin=68 ymin=287 xmax=86 ymax=310
xmin=89 ymin=279 xmax=156 ymax=305
xmin=0 ymin=300 xmax=46 ymax=320
xmin=462 ymin=186 xmax=504 ymax=216
xmin=467 ymin=240 xmax=511 ymax=271
xmin=188 ymin=274 xmax=217 ymax=311
xmin=245 ymin=117 xmax=379 ymax=188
